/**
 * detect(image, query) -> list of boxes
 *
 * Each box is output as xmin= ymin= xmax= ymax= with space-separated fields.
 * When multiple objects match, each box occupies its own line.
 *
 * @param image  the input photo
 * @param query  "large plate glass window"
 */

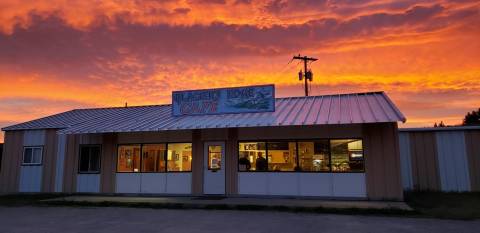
xmin=267 ymin=142 xmax=297 ymax=171
xmin=117 ymin=145 xmax=141 ymax=172
xmin=142 ymin=144 xmax=166 ymax=172
xmin=330 ymin=139 xmax=364 ymax=172
xmin=22 ymin=146 xmax=42 ymax=165
xmin=238 ymin=142 xmax=266 ymax=171
xmin=167 ymin=143 xmax=192 ymax=172
xmin=79 ymin=145 xmax=101 ymax=173
xmin=298 ymin=140 xmax=330 ymax=172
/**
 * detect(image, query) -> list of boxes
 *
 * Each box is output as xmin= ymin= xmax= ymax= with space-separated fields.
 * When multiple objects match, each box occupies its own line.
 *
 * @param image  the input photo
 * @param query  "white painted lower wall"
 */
xmin=76 ymin=174 xmax=100 ymax=193
xmin=19 ymin=166 xmax=43 ymax=192
xmin=238 ymin=173 xmax=366 ymax=198
xmin=116 ymin=173 xmax=192 ymax=194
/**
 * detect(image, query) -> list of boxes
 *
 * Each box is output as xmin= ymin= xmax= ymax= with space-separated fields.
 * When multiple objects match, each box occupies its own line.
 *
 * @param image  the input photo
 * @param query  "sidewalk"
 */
xmin=45 ymin=195 xmax=413 ymax=211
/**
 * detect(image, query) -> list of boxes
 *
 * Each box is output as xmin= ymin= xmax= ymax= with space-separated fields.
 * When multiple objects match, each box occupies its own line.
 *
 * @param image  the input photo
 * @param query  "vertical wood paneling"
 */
xmin=0 ymin=131 xmax=24 ymax=193
xmin=191 ymin=129 xmax=203 ymax=195
xmin=465 ymin=131 xmax=480 ymax=191
xmin=100 ymin=133 xmax=117 ymax=193
xmin=409 ymin=132 xmax=440 ymax=191
xmin=62 ymin=134 xmax=78 ymax=192
xmin=363 ymin=123 xmax=403 ymax=200
xmin=225 ymin=128 xmax=238 ymax=195
xmin=41 ymin=129 xmax=58 ymax=192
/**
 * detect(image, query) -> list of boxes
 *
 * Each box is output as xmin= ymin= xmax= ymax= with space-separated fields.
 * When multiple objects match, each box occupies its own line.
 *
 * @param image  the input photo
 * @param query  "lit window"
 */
xmin=330 ymin=139 xmax=364 ymax=172
xmin=141 ymin=144 xmax=166 ymax=172
xmin=267 ymin=142 xmax=297 ymax=171
xmin=167 ymin=143 xmax=192 ymax=172
xmin=298 ymin=140 xmax=330 ymax=172
xmin=22 ymin=146 xmax=42 ymax=165
xmin=208 ymin=145 xmax=222 ymax=170
xmin=117 ymin=145 xmax=141 ymax=172
xmin=238 ymin=142 xmax=266 ymax=171
xmin=79 ymin=145 xmax=101 ymax=173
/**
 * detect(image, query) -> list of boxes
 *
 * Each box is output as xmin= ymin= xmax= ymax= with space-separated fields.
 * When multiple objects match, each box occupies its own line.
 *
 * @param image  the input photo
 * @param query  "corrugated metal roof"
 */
xmin=2 ymin=91 xmax=406 ymax=134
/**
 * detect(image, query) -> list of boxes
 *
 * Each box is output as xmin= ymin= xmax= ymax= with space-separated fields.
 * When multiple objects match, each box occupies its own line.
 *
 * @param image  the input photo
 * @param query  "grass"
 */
xmin=1 ymin=192 xmax=480 ymax=220
xmin=405 ymin=191 xmax=480 ymax=220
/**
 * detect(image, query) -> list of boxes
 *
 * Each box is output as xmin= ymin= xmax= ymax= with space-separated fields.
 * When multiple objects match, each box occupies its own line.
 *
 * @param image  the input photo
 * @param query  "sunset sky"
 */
xmin=0 ymin=0 xmax=479 ymax=142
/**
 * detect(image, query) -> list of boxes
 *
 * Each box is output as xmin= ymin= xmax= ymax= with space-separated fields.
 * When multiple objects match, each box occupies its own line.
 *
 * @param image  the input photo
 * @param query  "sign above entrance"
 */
xmin=172 ymin=84 xmax=275 ymax=116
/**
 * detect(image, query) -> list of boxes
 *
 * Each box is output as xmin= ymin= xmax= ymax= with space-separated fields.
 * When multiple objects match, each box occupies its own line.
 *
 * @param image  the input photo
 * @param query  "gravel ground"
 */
xmin=0 ymin=206 xmax=479 ymax=233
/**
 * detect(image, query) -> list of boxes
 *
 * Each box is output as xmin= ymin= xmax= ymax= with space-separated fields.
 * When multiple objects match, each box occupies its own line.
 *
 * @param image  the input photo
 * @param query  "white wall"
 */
xmin=19 ymin=130 xmax=45 ymax=192
xmin=398 ymin=133 xmax=413 ymax=190
xmin=76 ymin=174 xmax=100 ymax=193
xmin=436 ymin=131 xmax=471 ymax=192
xmin=238 ymin=173 xmax=366 ymax=198
xmin=19 ymin=166 xmax=43 ymax=192
xmin=116 ymin=173 xmax=191 ymax=194
xmin=55 ymin=134 xmax=66 ymax=192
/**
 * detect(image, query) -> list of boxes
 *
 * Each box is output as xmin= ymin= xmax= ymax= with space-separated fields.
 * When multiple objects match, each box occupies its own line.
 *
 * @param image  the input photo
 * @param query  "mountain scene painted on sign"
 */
xmin=225 ymin=87 xmax=273 ymax=110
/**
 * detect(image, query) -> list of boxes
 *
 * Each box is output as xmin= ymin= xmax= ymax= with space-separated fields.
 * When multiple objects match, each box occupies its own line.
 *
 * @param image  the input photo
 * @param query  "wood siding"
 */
xmin=409 ymin=131 xmax=440 ymax=191
xmin=237 ymin=124 xmax=363 ymax=140
xmin=100 ymin=133 xmax=117 ymax=193
xmin=465 ymin=131 xmax=480 ymax=191
xmin=0 ymin=131 xmax=24 ymax=193
xmin=225 ymin=128 xmax=238 ymax=195
xmin=363 ymin=123 xmax=403 ymax=200
xmin=191 ymin=130 xmax=203 ymax=195
xmin=41 ymin=129 xmax=58 ymax=192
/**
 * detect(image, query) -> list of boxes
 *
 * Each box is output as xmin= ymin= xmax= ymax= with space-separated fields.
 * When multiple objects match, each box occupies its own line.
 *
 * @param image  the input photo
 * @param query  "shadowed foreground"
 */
xmin=0 ymin=206 xmax=479 ymax=233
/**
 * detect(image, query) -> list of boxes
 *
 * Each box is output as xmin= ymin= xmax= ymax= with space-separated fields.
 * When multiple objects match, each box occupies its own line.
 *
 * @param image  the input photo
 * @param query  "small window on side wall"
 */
xmin=79 ymin=145 xmax=101 ymax=173
xmin=22 ymin=146 xmax=43 ymax=165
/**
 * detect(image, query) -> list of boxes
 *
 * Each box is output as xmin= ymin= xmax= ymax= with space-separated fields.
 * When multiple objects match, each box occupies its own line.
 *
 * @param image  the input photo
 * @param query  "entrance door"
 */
xmin=203 ymin=142 xmax=225 ymax=195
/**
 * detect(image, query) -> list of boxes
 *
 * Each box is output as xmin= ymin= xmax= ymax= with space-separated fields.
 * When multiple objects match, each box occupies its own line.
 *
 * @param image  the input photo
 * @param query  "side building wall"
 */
xmin=399 ymin=128 xmax=480 ymax=192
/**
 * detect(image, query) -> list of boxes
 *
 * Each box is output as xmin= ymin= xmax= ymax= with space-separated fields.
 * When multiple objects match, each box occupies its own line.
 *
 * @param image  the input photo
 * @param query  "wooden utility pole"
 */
xmin=293 ymin=55 xmax=317 ymax=96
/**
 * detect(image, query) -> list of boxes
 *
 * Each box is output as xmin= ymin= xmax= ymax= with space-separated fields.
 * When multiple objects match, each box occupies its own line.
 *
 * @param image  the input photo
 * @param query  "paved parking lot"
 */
xmin=0 ymin=206 xmax=479 ymax=233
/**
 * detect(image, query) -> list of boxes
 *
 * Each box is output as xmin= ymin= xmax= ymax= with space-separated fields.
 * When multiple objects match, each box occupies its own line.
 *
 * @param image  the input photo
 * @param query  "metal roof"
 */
xmin=2 ymin=91 xmax=406 ymax=134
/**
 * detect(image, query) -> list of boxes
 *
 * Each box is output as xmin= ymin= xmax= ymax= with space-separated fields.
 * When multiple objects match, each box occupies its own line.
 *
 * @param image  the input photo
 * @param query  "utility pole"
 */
xmin=293 ymin=54 xmax=317 ymax=96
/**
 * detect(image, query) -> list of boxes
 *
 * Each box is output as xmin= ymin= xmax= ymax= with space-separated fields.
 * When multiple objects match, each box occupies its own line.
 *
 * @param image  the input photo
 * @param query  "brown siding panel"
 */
xmin=465 ymin=131 xmax=480 ymax=191
xmin=191 ymin=130 xmax=203 ymax=195
xmin=363 ymin=123 xmax=403 ymax=200
xmin=41 ymin=129 xmax=58 ymax=192
xmin=409 ymin=132 xmax=440 ymax=191
xmin=100 ymin=133 xmax=117 ymax=193
xmin=225 ymin=128 xmax=238 ymax=195
xmin=0 ymin=131 xmax=24 ymax=193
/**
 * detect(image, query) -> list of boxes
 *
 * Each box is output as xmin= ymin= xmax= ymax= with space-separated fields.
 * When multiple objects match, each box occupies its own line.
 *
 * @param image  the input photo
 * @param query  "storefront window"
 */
xmin=167 ymin=143 xmax=192 ymax=172
xmin=330 ymin=139 xmax=364 ymax=172
xmin=141 ymin=144 xmax=166 ymax=172
xmin=238 ymin=142 xmax=266 ymax=171
xmin=267 ymin=142 xmax=297 ymax=171
xmin=298 ymin=140 xmax=330 ymax=172
xmin=117 ymin=145 xmax=141 ymax=172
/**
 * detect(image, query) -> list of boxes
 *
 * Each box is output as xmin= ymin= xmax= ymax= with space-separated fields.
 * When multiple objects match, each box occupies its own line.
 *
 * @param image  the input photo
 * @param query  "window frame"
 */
xmin=116 ymin=142 xmax=192 ymax=173
xmin=22 ymin=146 xmax=43 ymax=166
xmin=237 ymin=138 xmax=364 ymax=173
xmin=78 ymin=144 xmax=102 ymax=174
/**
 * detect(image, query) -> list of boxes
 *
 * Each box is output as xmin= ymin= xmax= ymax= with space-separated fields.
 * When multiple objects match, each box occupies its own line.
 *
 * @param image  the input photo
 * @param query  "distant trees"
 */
xmin=463 ymin=108 xmax=480 ymax=126
xmin=433 ymin=121 xmax=446 ymax=127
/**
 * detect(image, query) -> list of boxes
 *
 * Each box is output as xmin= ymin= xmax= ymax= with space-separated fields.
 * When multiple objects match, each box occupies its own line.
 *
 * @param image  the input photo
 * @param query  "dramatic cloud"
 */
xmin=0 ymin=0 xmax=479 ymax=141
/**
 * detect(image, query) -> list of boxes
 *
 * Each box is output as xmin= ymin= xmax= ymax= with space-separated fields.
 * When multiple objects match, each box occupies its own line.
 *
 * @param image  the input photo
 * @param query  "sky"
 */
xmin=0 ymin=0 xmax=479 ymax=142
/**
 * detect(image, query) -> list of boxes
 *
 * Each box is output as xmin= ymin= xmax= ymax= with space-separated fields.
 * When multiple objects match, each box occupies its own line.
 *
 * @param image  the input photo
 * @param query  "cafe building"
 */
xmin=0 ymin=85 xmax=406 ymax=200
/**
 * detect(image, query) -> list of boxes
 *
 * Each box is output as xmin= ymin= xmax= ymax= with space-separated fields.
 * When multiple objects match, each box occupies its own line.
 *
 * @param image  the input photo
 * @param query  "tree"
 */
xmin=463 ymin=108 xmax=480 ymax=126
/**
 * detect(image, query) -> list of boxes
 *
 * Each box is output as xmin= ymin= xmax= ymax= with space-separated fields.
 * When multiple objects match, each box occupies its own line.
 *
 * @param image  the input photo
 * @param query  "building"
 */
xmin=0 ymin=85 xmax=406 ymax=200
